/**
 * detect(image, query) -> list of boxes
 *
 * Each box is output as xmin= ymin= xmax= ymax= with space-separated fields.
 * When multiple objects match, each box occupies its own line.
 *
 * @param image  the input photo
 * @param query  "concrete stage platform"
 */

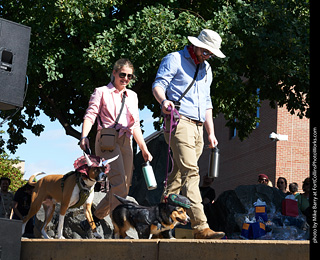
xmin=21 ymin=239 xmax=309 ymax=260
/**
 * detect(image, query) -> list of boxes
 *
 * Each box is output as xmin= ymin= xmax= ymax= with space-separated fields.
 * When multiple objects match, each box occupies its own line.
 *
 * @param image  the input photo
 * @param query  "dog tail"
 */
xmin=114 ymin=194 xmax=138 ymax=205
xmin=28 ymin=172 xmax=46 ymax=186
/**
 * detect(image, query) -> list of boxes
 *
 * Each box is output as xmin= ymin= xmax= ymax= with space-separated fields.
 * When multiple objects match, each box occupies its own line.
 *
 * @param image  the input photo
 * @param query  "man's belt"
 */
xmin=180 ymin=115 xmax=203 ymax=126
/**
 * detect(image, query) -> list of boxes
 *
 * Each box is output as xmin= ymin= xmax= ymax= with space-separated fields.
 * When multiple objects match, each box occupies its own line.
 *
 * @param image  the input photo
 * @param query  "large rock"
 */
xmin=234 ymin=184 xmax=284 ymax=212
xmin=204 ymin=189 xmax=246 ymax=235
xmin=204 ymin=184 xmax=284 ymax=235
xmin=204 ymin=184 xmax=309 ymax=239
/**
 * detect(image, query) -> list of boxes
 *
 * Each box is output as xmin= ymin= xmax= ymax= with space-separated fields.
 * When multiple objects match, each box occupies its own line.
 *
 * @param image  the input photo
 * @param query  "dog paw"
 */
xmin=93 ymin=232 xmax=102 ymax=239
xmin=57 ymin=235 xmax=66 ymax=239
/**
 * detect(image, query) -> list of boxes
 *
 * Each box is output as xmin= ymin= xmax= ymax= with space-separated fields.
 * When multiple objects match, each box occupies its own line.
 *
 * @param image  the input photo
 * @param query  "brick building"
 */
xmin=198 ymin=100 xmax=310 ymax=197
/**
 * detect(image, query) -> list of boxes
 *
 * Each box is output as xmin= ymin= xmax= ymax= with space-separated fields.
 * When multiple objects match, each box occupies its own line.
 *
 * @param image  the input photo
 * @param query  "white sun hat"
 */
xmin=188 ymin=29 xmax=226 ymax=58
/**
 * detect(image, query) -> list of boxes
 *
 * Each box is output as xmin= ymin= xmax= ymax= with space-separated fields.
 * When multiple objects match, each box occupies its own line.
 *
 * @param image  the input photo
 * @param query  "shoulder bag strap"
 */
xmin=177 ymin=64 xmax=200 ymax=102
xmin=97 ymin=91 xmax=127 ymax=128
xmin=114 ymin=91 xmax=126 ymax=127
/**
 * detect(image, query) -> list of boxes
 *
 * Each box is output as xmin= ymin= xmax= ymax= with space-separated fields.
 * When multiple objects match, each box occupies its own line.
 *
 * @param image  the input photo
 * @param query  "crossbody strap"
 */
xmin=177 ymin=64 xmax=200 ymax=102
xmin=98 ymin=91 xmax=126 ymax=128
xmin=114 ymin=91 xmax=126 ymax=126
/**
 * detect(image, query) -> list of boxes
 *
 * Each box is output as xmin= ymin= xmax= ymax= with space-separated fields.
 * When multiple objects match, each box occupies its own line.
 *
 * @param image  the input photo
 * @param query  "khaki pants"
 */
xmin=93 ymin=131 xmax=133 ymax=219
xmin=164 ymin=118 xmax=209 ymax=231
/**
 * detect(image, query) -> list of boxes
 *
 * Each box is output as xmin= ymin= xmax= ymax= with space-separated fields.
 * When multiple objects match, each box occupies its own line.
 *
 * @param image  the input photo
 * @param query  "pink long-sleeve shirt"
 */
xmin=84 ymin=82 xmax=140 ymax=138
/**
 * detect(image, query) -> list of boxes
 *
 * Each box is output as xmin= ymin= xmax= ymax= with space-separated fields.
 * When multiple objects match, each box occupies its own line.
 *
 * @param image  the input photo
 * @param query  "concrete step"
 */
xmin=21 ymin=239 xmax=309 ymax=260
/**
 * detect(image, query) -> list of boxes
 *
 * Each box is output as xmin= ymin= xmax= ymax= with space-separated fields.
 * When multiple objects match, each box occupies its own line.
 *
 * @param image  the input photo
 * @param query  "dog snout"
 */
xmin=180 ymin=212 xmax=190 ymax=223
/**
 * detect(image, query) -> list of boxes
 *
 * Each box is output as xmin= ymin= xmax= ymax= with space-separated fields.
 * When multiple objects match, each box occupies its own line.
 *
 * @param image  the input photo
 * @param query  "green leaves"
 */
xmin=0 ymin=152 xmax=26 ymax=192
xmin=0 ymin=0 xmax=309 ymax=151
xmin=206 ymin=0 xmax=310 ymax=138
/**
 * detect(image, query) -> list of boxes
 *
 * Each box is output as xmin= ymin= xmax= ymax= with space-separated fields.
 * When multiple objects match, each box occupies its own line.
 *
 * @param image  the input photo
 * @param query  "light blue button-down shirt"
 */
xmin=152 ymin=46 xmax=213 ymax=122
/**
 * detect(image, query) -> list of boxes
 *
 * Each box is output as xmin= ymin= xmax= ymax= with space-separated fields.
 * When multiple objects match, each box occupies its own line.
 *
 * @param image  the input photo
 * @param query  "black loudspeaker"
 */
xmin=0 ymin=18 xmax=31 ymax=110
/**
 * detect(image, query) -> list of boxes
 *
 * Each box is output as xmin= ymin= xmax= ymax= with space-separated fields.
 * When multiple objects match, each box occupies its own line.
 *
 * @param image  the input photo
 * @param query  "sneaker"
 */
xmin=194 ymin=228 xmax=225 ymax=239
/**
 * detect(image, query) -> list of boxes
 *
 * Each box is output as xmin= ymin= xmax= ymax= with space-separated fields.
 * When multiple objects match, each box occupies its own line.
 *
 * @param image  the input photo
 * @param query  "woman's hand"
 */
xmin=80 ymin=119 xmax=93 ymax=152
xmin=141 ymin=149 xmax=153 ymax=162
xmin=133 ymin=127 xmax=153 ymax=162
xmin=80 ymin=137 xmax=90 ymax=152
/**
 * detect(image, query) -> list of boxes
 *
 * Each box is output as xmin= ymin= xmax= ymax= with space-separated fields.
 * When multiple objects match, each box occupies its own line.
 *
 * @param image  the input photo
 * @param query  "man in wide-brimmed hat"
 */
xmin=152 ymin=29 xmax=226 ymax=239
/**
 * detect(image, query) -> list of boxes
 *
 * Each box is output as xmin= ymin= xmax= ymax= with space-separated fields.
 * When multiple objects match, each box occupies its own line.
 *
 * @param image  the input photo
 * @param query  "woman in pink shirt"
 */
xmin=80 ymin=58 xmax=152 ymax=224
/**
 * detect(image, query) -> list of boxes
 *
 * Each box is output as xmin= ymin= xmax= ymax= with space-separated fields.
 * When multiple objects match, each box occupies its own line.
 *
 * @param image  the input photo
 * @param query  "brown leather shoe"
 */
xmin=194 ymin=228 xmax=225 ymax=239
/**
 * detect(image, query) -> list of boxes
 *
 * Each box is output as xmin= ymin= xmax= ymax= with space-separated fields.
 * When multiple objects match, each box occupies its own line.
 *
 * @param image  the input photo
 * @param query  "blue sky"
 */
xmin=2 ymin=108 xmax=156 ymax=180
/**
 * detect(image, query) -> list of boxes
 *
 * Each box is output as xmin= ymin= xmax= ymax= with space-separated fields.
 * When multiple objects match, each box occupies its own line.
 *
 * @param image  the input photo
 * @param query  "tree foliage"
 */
xmin=0 ymin=0 xmax=309 ymax=153
xmin=0 ymin=152 xmax=26 ymax=192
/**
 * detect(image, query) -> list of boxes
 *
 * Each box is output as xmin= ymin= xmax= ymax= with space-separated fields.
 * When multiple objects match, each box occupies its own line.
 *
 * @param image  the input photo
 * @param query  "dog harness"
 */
xmin=61 ymin=171 xmax=93 ymax=209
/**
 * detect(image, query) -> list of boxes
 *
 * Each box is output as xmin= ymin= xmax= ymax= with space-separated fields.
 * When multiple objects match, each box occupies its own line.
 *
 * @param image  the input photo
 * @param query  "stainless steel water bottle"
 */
xmin=208 ymin=147 xmax=220 ymax=178
xmin=142 ymin=161 xmax=157 ymax=190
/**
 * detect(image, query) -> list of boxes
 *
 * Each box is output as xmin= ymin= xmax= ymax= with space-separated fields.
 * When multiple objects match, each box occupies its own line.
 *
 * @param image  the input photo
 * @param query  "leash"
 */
xmin=163 ymin=106 xmax=180 ymax=195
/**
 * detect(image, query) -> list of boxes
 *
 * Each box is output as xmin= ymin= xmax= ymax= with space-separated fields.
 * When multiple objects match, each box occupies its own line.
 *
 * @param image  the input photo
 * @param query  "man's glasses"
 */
xmin=119 ymin=72 xmax=134 ymax=80
xmin=202 ymin=50 xmax=214 ymax=58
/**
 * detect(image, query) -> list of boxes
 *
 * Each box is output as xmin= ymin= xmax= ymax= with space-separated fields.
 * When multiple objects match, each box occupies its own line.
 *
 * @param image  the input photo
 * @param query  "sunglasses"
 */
xmin=259 ymin=178 xmax=268 ymax=183
xmin=202 ymin=49 xmax=214 ymax=58
xmin=119 ymin=72 xmax=134 ymax=80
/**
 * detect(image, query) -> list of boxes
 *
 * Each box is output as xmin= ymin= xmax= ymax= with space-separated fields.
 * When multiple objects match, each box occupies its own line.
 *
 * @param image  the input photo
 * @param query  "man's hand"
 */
xmin=208 ymin=133 xmax=218 ymax=148
xmin=161 ymin=100 xmax=175 ymax=115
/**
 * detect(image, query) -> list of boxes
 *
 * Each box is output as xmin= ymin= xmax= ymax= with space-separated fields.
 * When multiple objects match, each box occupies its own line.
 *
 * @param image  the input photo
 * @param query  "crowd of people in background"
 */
xmin=257 ymin=174 xmax=310 ymax=224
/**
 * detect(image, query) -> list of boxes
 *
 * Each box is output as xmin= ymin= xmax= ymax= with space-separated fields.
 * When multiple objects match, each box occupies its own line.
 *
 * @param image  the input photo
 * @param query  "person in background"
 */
xmin=0 ymin=177 xmax=14 ymax=219
xmin=258 ymin=174 xmax=273 ymax=187
xmin=276 ymin=177 xmax=290 ymax=196
xmin=12 ymin=183 xmax=35 ymax=237
xmin=200 ymin=176 xmax=216 ymax=205
xmin=289 ymin=182 xmax=299 ymax=198
xmin=296 ymin=177 xmax=310 ymax=224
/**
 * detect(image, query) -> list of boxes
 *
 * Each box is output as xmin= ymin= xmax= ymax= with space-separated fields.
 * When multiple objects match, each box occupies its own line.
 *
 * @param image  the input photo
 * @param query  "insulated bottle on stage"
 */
xmin=142 ymin=161 xmax=157 ymax=190
xmin=208 ymin=147 xmax=220 ymax=178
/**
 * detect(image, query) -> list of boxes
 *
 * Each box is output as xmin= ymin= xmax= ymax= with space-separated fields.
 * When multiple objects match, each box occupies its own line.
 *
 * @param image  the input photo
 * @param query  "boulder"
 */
xmin=234 ymin=184 xmax=284 ymax=212
xmin=204 ymin=184 xmax=309 ymax=239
